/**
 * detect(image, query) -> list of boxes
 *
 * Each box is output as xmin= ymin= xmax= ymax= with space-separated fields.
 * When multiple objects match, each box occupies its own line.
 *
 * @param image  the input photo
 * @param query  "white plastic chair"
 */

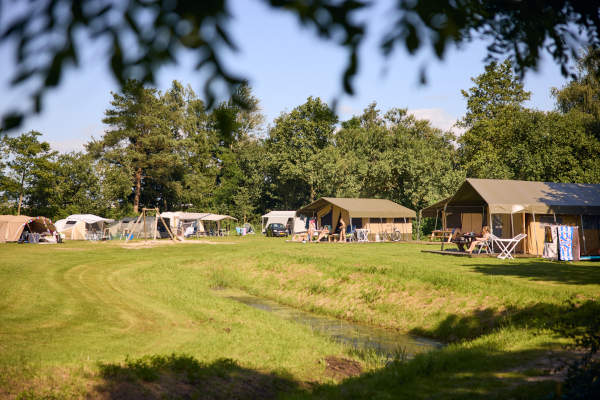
xmin=475 ymin=237 xmax=492 ymax=254
xmin=356 ymin=228 xmax=370 ymax=242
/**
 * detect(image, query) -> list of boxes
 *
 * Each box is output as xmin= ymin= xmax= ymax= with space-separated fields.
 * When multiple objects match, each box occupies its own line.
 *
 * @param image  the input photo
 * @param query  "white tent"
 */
xmin=55 ymin=214 xmax=114 ymax=240
xmin=261 ymin=211 xmax=306 ymax=233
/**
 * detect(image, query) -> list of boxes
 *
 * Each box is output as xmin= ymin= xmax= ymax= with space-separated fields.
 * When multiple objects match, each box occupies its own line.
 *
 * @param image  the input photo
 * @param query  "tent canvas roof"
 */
xmin=298 ymin=197 xmax=416 ymax=218
xmin=200 ymin=214 xmax=237 ymax=221
xmin=423 ymin=179 xmax=600 ymax=215
xmin=64 ymin=214 xmax=114 ymax=224
xmin=262 ymin=211 xmax=297 ymax=218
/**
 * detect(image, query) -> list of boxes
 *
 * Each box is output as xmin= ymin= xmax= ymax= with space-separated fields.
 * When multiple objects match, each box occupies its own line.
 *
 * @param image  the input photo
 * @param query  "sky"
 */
xmin=0 ymin=0 xmax=571 ymax=153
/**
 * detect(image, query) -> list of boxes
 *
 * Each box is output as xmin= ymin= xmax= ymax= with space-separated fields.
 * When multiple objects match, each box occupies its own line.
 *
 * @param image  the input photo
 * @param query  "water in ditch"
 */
xmin=216 ymin=290 xmax=442 ymax=358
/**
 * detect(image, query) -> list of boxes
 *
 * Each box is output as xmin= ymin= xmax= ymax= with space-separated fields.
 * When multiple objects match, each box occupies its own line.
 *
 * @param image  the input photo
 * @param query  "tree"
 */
xmin=265 ymin=97 xmax=338 ymax=208
xmin=3 ymin=0 xmax=600 ymax=131
xmin=459 ymin=61 xmax=600 ymax=183
xmin=89 ymin=80 xmax=181 ymax=214
xmin=0 ymin=131 xmax=56 ymax=215
xmin=459 ymin=60 xmax=530 ymax=128
xmin=336 ymin=104 xmax=464 ymax=211
xmin=553 ymin=48 xmax=600 ymax=138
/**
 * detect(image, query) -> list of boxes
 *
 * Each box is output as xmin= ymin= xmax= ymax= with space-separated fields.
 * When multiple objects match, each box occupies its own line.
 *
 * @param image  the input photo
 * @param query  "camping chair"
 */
xmin=490 ymin=233 xmax=527 ymax=260
xmin=356 ymin=228 xmax=369 ymax=242
xmin=474 ymin=236 xmax=492 ymax=254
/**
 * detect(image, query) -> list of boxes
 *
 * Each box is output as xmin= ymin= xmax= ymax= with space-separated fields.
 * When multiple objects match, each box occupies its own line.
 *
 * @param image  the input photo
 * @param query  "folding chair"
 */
xmin=475 ymin=237 xmax=492 ymax=254
xmin=491 ymin=233 xmax=527 ymax=259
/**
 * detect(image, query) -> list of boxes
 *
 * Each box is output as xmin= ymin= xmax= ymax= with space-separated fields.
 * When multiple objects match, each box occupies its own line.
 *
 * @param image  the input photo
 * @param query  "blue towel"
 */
xmin=558 ymin=226 xmax=573 ymax=261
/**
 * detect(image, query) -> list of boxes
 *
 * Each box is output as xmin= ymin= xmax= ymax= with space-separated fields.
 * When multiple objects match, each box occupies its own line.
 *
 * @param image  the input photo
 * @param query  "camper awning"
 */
xmin=200 ymin=214 xmax=237 ymax=221
xmin=298 ymin=198 xmax=416 ymax=218
xmin=426 ymin=179 xmax=600 ymax=215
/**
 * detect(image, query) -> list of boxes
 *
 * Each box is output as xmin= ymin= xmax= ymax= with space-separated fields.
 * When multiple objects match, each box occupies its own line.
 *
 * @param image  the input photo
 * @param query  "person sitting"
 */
xmin=466 ymin=226 xmax=491 ymax=254
xmin=316 ymin=225 xmax=330 ymax=242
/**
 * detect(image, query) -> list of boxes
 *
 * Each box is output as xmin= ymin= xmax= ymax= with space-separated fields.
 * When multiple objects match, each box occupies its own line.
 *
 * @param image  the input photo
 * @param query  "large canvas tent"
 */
xmin=261 ymin=211 xmax=306 ymax=233
xmin=421 ymin=178 xmax=600 ymax=255
xmin=0 ymin=215 xmax=56 ymax=243
xmin=55 ymin=214 xmax=114 ymax=240
xmin=297 ymin=197 xmax=416 ymax=240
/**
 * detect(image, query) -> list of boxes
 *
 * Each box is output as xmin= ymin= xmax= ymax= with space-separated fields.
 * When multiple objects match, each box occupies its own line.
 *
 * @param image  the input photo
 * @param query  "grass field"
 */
xmin=1 ymin=236 xmax=599 ymax=399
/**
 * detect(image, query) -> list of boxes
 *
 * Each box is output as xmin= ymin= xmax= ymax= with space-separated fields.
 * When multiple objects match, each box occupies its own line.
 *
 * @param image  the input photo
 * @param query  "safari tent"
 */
xmin=297 ymin=197 xmax=416 ymax=240
xmin=421 ymin=178 xmax=600 ymax=255
xmin=261 ymin=211 xmax=306 ymax=233
xmin=55 ymin=214 xmax=114 ymax=240
xmin=0 ymin=215 xmax=57 ymax=243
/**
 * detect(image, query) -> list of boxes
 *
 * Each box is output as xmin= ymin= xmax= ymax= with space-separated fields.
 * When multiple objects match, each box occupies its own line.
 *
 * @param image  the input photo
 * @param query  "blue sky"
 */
xmin=0 ymin=0 xmax=570 ymax=152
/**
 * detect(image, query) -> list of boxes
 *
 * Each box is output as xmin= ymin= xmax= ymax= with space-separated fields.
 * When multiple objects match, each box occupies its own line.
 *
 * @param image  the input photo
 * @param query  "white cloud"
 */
xmin=339 ymin=104 xmax=357 ymax=115
xmin=49 ymin=138 xmax=88 ymax=153
xmin=407 ymin=108 xmax=465 ymax=135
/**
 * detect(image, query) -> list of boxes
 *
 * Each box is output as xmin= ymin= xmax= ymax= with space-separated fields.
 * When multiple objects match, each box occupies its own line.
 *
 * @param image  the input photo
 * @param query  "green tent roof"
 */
xmin=298 ymin=197 xmax=416 ymax=218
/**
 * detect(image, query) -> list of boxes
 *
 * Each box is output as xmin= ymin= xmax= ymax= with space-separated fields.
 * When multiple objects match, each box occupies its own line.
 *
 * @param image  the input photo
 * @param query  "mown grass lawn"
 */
xmin=1 ymin=236 xmax=598 ymax=399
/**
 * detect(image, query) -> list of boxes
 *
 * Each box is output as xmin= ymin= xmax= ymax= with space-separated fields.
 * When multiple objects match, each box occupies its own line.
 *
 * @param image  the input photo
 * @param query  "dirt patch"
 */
xmin=120 ymin=240 xmax=236 ymax=249
xmin=323 ymin=356 xmax=362 ymax=380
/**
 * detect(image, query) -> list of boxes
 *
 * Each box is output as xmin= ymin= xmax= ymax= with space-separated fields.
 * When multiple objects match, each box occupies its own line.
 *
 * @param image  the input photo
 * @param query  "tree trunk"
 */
xmin=309 ymin=183 xmax=315 ymax=203
xmin=134 ymin=167 xmax=142 ymax=214
xmin=16 ymin=171 xmax=26 ymax=215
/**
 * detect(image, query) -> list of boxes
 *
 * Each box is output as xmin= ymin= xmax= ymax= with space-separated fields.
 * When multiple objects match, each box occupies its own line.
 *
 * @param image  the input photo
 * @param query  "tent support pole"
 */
xmin=532 ymin=213 xmax=539 ymax=256
xmin=416 ymin=214 xmax=420 ymax=241
xmin=553 ymin=212 xmax=557 ymax=224
xmin=522 ymin=212 xmax=526 ymax=253
xmin=580 ymin=215 xmax=587 ymax=255
xmin=511 ymin=212 xmax=514 ymax=238
xmin=441 ymin=204 xmax=447 ymax=251
xmin=488 ymin=208 xmax=493 ymax=253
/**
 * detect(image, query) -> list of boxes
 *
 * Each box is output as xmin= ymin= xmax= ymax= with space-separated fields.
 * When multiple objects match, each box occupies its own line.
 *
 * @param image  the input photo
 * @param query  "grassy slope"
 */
xmin=1 ymin=237 xmax=598 ymax=399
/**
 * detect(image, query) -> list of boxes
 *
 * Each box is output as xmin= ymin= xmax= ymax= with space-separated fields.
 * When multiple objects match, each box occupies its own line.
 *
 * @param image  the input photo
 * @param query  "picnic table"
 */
xmin=430 ymin=229 xmax=454 ymax=241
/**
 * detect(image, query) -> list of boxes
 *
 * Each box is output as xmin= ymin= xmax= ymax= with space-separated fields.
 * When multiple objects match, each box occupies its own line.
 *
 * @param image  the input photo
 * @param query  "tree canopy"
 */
xmin=2 ymin=0 xmax=600 ymax=131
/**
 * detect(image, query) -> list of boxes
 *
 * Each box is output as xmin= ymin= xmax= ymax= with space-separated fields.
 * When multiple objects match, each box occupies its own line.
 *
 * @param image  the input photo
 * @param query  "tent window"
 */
xmin=538 ymin=215 xmax=562 ymax=226
xmin=351 ymin=218 xmax=362 ymax=229
xmin=320 ymin=211 xmax=332 ymax=228
xmin=393 ymin=218 xmax=404 ymax=223
xmin=369 ymin=218 xmax=381 ymax=223
xmin=446 ymin=213 xmax=462 ymax=229
xmin=66 ymin=221 xmax=77 ymax=225
xmin=492 ymin=215 xmax=503 ymax=237
xmin=582 ymin=215 xmax=600 ymax=230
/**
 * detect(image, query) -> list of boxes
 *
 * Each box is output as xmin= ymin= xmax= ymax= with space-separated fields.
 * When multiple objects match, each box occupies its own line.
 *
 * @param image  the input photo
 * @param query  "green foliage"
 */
xmin=459 ymin=60 xmax=600 ymax=184
xmin=0 ymin=131 xmax=56 ymax=215
xmin=4 ymin=0 xmax=600 ymax=133
xmin=551 ymin=300 xmax=600 ymax=399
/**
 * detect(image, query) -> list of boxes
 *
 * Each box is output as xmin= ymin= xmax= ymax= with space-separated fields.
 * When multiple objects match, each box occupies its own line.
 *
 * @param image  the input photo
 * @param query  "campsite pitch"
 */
xmin=1 ymin=237 xmax=598 ymax=399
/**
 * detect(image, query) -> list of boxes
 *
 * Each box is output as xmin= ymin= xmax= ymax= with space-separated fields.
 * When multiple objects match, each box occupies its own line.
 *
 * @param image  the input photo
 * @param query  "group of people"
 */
xmin=292 ymin=217 xmax=347 ymax=243
xmin=450 ymin=226 xmax=491 ymax=253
